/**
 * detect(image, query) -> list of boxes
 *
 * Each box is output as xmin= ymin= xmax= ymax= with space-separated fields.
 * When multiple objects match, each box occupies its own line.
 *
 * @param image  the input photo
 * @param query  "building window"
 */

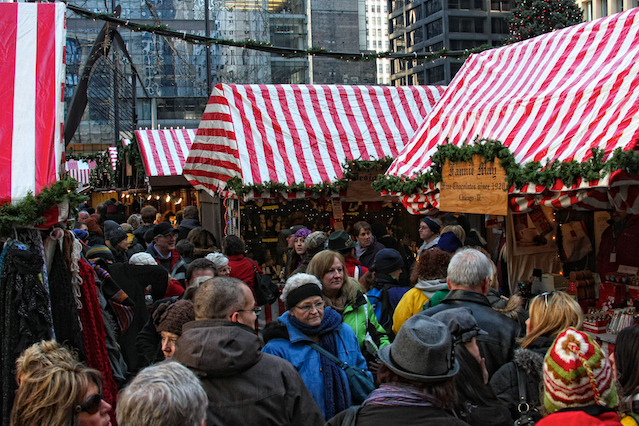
xmin=408 ymin=28 xmax=424 ymax=46
xmin=449 ymin=39 xmax=486 ymax=49
xmin=428 ymin=65 xmax=444 ymax=83
xmin=449 ymin=0 xmax=485 ymax=9
xmin=584 ymin=1 xmax=593 ymax=19
xmin=425 ymin=0 xmax=443 ymax=15
xmin=426 ymin=19 xmax=443 ymax=38
xmin=450 ymin=61 xmax=464 ymax=78
xmin=490 ymin=0 xmax=512 ymax=10
xmin=406 ymin=7 xmax=422 ymax=26
xmin=491 ymin=17 xmax=509 ymax=33
xmin=601 ymin=0 xmax=608 ymax=15
xmin=449 ymin=17 xmax=485 ymax=33
xmin=427 ymin=41 xmax=444 ymax=51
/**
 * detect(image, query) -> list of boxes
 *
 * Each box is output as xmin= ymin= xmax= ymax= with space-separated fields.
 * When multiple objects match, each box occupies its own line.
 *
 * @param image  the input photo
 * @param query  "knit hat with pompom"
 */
xmin=543 ymin=327 xmax=618 ymax=414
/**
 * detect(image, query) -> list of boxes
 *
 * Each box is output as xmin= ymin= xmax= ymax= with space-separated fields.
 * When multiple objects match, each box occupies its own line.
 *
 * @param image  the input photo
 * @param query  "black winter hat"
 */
xmin=373 ymin=248 xmax=403 ymax=274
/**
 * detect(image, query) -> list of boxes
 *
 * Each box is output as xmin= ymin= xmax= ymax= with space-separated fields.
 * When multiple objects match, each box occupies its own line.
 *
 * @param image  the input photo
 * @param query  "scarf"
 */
xmin=289 ymin=307 xmax=348 ymax=419
xmin=364 ymin=383 xmax=436 ymax=407
xmin=324 ymin=293 xmax=349 ymax=315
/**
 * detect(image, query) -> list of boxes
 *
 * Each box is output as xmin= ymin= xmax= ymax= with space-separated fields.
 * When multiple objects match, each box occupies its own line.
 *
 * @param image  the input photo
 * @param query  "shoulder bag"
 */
xmin=309 ymin=342 xmax=375 ymax=404
xmin=247 ymin=258 xmax=279 ymax=306
xmin=514 ymin=365 xmax=536 ymax=426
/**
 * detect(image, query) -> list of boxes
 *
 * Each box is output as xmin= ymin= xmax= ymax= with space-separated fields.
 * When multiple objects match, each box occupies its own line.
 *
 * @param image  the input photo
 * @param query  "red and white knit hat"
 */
xmin=543 ymin=327 xmax=618 ymax=414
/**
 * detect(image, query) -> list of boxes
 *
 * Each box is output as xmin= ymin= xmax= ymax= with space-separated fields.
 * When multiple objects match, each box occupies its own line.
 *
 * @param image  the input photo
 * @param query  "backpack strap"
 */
xmin=340 ymin=405 xmax=361 ymax=426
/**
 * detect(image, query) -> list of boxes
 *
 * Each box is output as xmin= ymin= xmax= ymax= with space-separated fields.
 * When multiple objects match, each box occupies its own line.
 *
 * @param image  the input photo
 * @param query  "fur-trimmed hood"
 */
xmin=513 ymin=334 xmax=555 ymax=381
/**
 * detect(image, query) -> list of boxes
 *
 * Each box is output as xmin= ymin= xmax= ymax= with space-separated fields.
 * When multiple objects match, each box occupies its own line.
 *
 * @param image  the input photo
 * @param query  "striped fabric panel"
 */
xmin=0 ymin=3 xmax=65 ymax=204
xmin=184 ymin=84 xmax=446 ymax=196
xmin=108 ymin=146 xmax=118 ymax=171
xmin=387 ymin=8 xmax=639 ymax=210
xmin=135 ymin=129 xmax=196 ymax=176
xmin=65 ymin=159 xmax=97 ymax=185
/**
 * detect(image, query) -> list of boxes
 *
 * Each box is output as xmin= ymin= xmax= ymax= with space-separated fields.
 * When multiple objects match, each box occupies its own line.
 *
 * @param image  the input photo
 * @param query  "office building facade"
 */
xmin=388 ymin=0 xmax=511 ymax=86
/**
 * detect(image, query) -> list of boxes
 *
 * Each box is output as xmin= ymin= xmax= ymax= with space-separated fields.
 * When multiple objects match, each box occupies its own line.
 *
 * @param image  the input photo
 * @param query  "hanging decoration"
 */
xmin=0 ymin=178 xmax=86 ymax=235
xmin=372 ymin=138 xmax=639 ymax=195
xmin=63 ymin=2 xmax=492 ymax=63
xmin=225 ymin=157 xmax=394 ymax=197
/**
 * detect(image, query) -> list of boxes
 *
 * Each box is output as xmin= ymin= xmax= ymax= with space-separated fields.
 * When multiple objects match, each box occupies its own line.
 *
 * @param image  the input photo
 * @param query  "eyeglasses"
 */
xmin=237 ymin=307 xmax=262 ymax=315
xmin=295 ymin=301 xmax=325 ymax=313
xmin=75 ymin=394 xmax=102 ymax=415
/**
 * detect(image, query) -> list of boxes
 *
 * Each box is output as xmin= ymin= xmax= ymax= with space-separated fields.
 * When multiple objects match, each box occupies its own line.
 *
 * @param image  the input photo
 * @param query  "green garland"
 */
xmin=371 ymin=138 xmax=639 ymax=195
xmin=119 ymin=139 xmax=146 ymax=182
xmin=226 ymin=157 xmax=393 ymax=196
xmin=0 ymin=178 xmax=87 ymax=236
xmin=89 ymin=151 xmax=117 ymax=188
xmin=64 ymin=2 xmax=494 ymax=63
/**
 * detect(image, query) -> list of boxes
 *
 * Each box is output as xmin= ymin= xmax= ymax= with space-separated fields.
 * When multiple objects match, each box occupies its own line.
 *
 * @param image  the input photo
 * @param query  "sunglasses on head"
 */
xmin=539 ymin=291 xmax=556 ymax=307
xmin=75 ymin=394 xmax=102 ymax=415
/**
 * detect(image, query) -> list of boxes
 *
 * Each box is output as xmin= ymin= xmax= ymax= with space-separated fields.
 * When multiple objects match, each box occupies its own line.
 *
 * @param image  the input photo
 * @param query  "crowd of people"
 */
xmin=7 ymin=203 xmax=639 ymax=426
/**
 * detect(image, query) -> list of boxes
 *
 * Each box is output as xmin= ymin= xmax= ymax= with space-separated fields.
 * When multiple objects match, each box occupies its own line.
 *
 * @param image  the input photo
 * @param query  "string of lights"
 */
xmin=64 ymin=2 xmax=493 ymax=62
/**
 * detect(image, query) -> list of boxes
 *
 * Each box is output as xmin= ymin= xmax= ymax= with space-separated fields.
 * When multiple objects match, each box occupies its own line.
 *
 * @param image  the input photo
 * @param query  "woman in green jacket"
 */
xmin=307 ymin=250 xmax=390 ymax=368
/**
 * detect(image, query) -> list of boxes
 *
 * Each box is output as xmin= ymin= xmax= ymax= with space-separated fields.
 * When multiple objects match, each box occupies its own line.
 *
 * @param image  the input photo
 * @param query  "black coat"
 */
xmin=326 ymin=403 xmax=470 ymax=425
xmin=489 ymin=335 xmax=554 ymax=421
xmin=421 ymin=289 xmax=520 ymax=378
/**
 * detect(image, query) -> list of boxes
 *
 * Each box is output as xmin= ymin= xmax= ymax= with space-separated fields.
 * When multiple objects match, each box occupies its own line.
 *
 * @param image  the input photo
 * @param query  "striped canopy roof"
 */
xmin=184 ymin=84 xmax=445 ymax=198
xmin=0 ymin=3 xmax=65 ymax=204
xmin=387 ymin=9 xmax=639 ymax=214
xmin=135 ymin=129 xmax=196 ymax=177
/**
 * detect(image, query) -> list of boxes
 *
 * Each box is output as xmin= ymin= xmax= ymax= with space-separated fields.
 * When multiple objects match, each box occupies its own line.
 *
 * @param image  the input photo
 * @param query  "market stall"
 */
xmin=378 ymin=8 xmax=639 ymax=301
xmin=0 ymin=4 xmax=121 ymax=424
xmin=183 ymin=83 xmax=446 ymax=272
xmin=131 ymin=128 xmax=199 ymax=214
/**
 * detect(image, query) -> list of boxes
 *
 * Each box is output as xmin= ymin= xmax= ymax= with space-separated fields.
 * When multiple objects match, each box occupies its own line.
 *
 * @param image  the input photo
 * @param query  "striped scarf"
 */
xmin=364 ymin=383 xmax=436 ymax=407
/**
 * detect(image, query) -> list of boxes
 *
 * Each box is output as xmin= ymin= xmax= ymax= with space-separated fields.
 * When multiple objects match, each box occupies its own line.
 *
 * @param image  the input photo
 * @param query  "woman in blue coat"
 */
xmin=262 ymin=273 xmax=372 ymax=420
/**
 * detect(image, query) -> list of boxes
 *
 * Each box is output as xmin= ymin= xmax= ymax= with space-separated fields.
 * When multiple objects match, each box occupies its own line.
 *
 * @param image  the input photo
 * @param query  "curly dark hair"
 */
xmin=222 ymin=235 xmax=245 ymax=256
xmin=410 ymin=247 xmax=452 ymax=286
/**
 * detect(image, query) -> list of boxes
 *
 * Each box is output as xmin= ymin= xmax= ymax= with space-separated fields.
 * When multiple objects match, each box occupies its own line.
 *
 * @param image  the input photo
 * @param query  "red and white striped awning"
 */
xmin=184 ymin=84 xmax=445 ymax=198
xmin=65 ymin=159 xmax=96 ymax=185
xmin=108 ymin=146 xmax=118 ymax=171
xmin=0 ymin=3 xmax=66 ymax=204
xmin=135 ymin=129 xmax=196 ymax=177
xmin=387 ymin=9 xmax=639 ymax=214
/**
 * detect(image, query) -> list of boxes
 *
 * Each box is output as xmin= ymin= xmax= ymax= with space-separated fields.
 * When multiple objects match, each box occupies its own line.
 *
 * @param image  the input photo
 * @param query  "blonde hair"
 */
xmin=11 ymin=342 xmax=103 ymax=426
xmin=440 ymin=225 xmax=466 ymax=244
xmin=519 ymin=291 xmax=583 ymax=348
xmin=15 ymin=340 xmax=77 ymax=384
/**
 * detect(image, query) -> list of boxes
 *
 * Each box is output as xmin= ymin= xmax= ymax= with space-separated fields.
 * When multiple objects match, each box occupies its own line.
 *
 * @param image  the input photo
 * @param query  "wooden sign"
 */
xmin=345 ymin=170 xmax=387 ymax=202
xmin=332 ymin=199 xmax=344 ymax=220
xmin=439 ymin=155 xmax=508 ymax=216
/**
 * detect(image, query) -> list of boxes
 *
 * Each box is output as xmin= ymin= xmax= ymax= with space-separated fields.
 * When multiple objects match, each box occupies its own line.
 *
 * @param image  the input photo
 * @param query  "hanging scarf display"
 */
xmin=289 ymin=307 xmax=348 ymax=419
xmin=48 ymin=240 xmax=85 ymax=359
xmin=76 ymin=258 xmax=118 ymax=408
xmin=0 ymin=232 xmax=54 ymax=426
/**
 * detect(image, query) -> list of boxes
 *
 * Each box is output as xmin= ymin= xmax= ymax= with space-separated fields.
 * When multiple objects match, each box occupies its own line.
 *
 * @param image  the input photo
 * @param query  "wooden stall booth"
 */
xmin=379 ymin=8 xmax=639 ymax=313
xmin=183 ymin=83 xmax=447 ymax=278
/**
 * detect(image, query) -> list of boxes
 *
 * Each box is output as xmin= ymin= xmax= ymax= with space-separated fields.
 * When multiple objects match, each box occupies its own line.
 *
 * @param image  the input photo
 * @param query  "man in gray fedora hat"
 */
xmin=420 ymin=248 xmax=519 ymax=378
xmin=326 ymin=314 xmax=467 ymax=425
